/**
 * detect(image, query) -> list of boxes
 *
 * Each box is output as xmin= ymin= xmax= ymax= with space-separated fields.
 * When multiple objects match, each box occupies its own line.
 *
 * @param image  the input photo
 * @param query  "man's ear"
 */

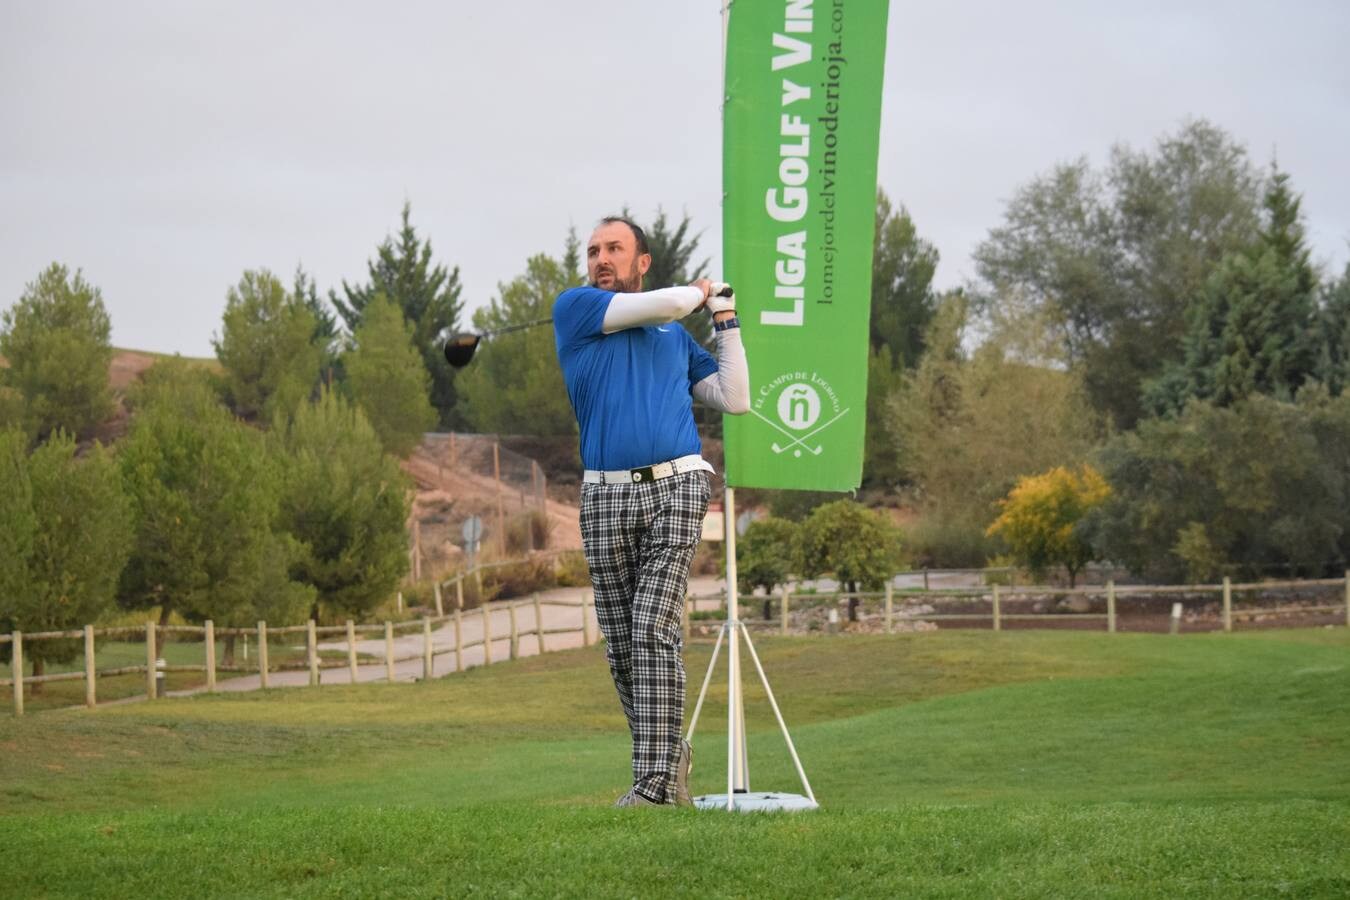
xmin=637 ymin=253 xmax=652 ymax=276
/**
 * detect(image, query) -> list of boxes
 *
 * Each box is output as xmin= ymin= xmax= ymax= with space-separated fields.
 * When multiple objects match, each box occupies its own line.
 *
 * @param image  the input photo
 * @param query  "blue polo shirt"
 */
xmin=553 ymin=286 xmax=718 ymax=471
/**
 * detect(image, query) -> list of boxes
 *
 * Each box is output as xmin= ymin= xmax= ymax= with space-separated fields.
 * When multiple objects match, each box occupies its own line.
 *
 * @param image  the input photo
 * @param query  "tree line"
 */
xmin=4 ymin=117 xmax=1349 ymax=682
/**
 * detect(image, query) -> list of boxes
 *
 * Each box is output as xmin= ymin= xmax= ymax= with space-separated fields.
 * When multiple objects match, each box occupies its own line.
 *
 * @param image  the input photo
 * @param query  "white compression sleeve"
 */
xmin=601 ymin=286 xmax=705 ymax=333
xmin=692 ymin=327 xmax=750 ymax=414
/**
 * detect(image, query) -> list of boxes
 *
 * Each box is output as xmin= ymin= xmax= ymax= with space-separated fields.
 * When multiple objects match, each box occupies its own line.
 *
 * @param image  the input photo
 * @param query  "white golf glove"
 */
xmin=706 ymin=282 xmax=736 ymax=315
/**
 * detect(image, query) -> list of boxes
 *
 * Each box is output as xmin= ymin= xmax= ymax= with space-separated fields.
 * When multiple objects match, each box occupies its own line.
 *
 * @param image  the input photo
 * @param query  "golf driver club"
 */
xmin=441 ymin=283 xmax=735 ymax=367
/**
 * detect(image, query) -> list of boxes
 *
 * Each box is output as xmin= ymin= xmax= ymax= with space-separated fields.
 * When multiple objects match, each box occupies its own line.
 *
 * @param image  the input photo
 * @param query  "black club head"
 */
xmin=442 ymin=333 xmax=482 ymax=368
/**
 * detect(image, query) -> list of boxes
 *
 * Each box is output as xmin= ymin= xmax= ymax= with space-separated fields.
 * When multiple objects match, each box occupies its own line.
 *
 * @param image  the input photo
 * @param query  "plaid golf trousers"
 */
xmin=580 ymin=470 xmax=710 ymax=803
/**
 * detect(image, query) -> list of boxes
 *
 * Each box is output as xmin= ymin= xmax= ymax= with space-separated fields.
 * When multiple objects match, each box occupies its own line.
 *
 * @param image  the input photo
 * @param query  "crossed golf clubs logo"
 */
xmin=749 ymin=380 xmax=850 ymax=458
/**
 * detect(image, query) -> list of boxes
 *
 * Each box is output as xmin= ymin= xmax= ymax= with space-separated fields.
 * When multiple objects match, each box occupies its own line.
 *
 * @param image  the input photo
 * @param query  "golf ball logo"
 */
xmin=777 ymin=383 xmax=821 ymax=431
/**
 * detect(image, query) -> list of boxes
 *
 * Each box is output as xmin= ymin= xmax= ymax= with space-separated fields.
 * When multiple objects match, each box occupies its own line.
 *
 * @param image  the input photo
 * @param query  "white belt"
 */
xmin=583 ymin=454 xmax=713 ymax=484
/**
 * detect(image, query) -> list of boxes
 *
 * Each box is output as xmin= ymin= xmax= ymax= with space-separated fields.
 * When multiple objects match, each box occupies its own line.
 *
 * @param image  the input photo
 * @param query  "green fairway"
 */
xmin=2 ymin=630 xmax=1348 ymax=897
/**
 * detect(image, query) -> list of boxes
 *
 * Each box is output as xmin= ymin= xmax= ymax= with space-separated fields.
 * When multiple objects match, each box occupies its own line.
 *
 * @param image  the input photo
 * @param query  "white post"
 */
xmin=384 ymin=622 xmax=395 ymax=682
xmin=884 ymin=583 xmax=893 ymax=634
xmin=434 ymin=582 xmax=444 ymax=617
xmin=204 ymin=621 xmax=216 ymax=694
xmin=1107 ymin=581 xmax=1117 ymax=634
xmin=85 ymin=624 xmax=98 ymax=706
xmin=724 ymin=485 xmax=748 ymax=807
xmin=992 ymin=585 xmax=1002 ymax=632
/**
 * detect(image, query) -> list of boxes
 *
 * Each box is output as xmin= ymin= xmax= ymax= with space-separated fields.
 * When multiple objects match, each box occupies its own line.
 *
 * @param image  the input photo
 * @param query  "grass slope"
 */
xmin=1 ymin=630 xmax=1347 ymax=897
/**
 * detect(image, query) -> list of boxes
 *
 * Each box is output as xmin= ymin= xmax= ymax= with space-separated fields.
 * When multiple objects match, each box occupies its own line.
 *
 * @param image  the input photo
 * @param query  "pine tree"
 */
xmin=272 ymin=389 xmax=409 ymax=620
xmin=212 ymin=269 xmax=321 ymax=422
xmin=0 ymin=428 xmax=132 ymax=686
xmin=0 ymin=263 xmax=114 ymax=443
xmin=1167 ymin=165 xmax=1321 ymax=408
xmin=1320 ymin=265 xmax=1350 ymax=395
xmin=343 ymin=294 xmax=437 ymax=457
xmin=118 ymin=362 xmax=313 ymax=649
xmin=333 ymin=203 xmax=464 ymax=428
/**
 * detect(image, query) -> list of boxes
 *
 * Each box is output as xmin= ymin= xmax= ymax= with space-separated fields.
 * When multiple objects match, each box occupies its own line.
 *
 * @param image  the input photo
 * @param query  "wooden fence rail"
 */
xmin=5 ymin=573 xmax=1348 ymax=716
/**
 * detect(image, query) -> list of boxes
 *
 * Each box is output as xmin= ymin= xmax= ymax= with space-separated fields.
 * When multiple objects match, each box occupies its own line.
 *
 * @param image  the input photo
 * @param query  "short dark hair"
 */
xmin=598 ymin=215 xmax=650 ymax=256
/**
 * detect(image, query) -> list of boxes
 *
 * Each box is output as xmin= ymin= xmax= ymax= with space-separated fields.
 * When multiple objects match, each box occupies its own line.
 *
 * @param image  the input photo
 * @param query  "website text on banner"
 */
xmin=722 ymin=0 xmax=889 ymax=491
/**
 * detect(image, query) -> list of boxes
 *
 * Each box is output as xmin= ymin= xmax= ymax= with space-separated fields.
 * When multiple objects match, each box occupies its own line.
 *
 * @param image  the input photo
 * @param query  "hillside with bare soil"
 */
xmin=100 ymin=350 xmax=582 ymax=576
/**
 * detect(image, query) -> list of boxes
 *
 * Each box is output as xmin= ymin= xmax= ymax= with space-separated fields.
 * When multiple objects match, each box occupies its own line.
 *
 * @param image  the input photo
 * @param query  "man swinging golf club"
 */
xmin=554 ymin=215 xmax=750 ymax=806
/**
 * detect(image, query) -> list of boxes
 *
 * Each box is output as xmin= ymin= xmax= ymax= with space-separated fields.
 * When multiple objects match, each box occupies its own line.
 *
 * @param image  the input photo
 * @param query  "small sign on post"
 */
xmin=462 ymin=516 xmax=483 ymax=572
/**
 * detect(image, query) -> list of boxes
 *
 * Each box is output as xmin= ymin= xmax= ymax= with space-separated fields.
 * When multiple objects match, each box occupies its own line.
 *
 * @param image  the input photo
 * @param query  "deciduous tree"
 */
xmin=795 ymin=500 xmax=902 ymax=621
xmin=986 ymin=465 xmax=1110 ymax=586
xmin=974 ymin=120 xmax=1262 ymax=428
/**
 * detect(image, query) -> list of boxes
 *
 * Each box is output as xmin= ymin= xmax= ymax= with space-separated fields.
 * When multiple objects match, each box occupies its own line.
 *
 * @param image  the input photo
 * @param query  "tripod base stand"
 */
xmin=684 ymin=606 xmax=817 ymax=812
xmin=693 ymin=791 xmax=817 ymax=812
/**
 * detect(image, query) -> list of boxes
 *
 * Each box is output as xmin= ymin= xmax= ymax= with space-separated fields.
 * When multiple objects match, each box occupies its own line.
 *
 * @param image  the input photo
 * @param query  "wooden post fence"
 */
xmin=456 ymin=578 xmax=464 ymax=610
xmin=347 ymin=620 xmax=358 ymax=684
xmin=1107 ymin=581 xmax=1117 ymax=634
xmin=384 ymin=622 xmax=395 ymax=682
xmin=434 ymin=583 xmax=444 ymax=617
xmin=85 ymin=625 xmax=97 ymax=706
xmin=454 ymin=607 xmax=464 ymax=672
xmin=884 ymin=583 xmax=893 ymax=634
xmin=258 ymin=621 xmax=270 ymax=689
xmin=481 ymin=605 xmax=493 ymax=665
xmin=204 ymin=620 xmax=216 ymax=693
xmin=145 ymin=621 xmax=157 ymax=699
xmin=422 ymin=617 xmax=433 ymax=681
xmin=533 ymin=594 xmax=545 ymax=655
xmin=1222 ymin=577 xmax=1233 ymax=633
xmin=992 ymin=585 xmax=1002 ymax=632
xmin=781 ymin=586 xmax=790 ymax=636
xmin=307 ymin=620 xmax=319 ymax=687
xmin=583 ymin=592 xmax=594 ymax=646
xmin=509 ymin=601 xmax=519 ymax=660
xmin=12 ymin=631 xmax=23 ymax=716
xmin=493 ymin=441 xmax=505 ymax=556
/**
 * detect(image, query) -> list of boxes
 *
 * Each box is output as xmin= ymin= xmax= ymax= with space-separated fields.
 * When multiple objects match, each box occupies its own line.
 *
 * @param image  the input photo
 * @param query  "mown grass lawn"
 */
xmin=1 ymin=629 xmax=1347 ymax=897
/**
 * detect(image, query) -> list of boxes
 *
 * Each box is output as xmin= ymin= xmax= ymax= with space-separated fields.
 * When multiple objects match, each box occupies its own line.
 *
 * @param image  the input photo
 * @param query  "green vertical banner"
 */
xmin=722 ymin=0 xmax=889 ymax=491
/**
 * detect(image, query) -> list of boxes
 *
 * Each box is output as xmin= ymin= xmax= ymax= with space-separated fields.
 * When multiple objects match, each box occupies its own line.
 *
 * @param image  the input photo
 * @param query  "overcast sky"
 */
xmin=2 ymin=1 xmax=1347 ymax=357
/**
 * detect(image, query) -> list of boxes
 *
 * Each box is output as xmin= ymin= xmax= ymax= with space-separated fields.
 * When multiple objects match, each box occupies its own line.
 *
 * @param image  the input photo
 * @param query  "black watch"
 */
xmin=713 ymin=315 xmax=741 ymax=332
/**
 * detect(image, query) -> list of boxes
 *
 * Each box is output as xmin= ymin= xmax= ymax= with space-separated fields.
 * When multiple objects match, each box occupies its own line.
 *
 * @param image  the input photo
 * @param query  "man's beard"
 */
xmin=591 ymin=262 xmax=642 ymax=293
